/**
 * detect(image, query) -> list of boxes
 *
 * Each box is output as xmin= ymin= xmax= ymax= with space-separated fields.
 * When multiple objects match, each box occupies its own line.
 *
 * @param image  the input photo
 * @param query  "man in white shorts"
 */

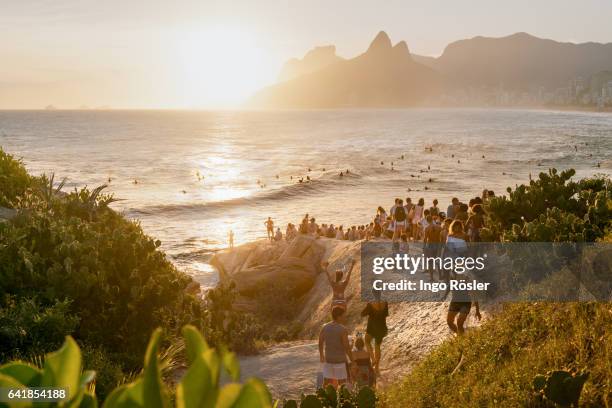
xmin=319 ymin=306 xmax=353 ymax=387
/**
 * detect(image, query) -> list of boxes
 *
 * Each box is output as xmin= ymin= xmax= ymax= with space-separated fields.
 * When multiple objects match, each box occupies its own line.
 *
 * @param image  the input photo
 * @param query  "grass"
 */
xmin=381 ymin=302 xmax=611 ymax=407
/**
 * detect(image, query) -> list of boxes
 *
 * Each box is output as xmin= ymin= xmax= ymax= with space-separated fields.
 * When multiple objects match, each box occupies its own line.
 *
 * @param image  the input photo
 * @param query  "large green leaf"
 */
xmin=230 ymin=378 xmax=272 ymax=408
xmin=79 ymin=393 xmax=99 ymax=408
xmin=41 ymin=336 xmax=81 ymax=400
xmin=182 ymin=325 xmax=209 ymax=365
xmin=215 ymin=383 xmax=242 ymax=408
xmin=0 ymin=362 xmax=42 ymax=386
xmin=142 ymin=328 xmax=168 ymax=408
xmin=221 ymin=351 xmax=240 ymax=382
xmin=0 ymin=373 xmax=30 ymax=408
xmin=102 ymin=380 xmax=144 ymax=408
xmin=176 ymin=353 xmax=216 ymax=408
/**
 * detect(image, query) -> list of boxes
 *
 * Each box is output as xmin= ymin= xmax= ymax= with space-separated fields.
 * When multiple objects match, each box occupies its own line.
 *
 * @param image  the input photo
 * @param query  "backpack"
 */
xmin=395 ymin=206 xmax=406 ymax=222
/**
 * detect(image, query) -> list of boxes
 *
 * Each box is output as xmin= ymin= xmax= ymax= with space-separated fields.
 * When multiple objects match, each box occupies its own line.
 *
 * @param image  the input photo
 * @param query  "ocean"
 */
xmin=1 ymin=108 xmax=610 ymax=287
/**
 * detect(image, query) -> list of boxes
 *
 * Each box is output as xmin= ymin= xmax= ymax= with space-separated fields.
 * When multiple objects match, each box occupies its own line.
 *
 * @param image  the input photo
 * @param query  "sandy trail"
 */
xmin=239 ymin=341 xmax=320 ymax=399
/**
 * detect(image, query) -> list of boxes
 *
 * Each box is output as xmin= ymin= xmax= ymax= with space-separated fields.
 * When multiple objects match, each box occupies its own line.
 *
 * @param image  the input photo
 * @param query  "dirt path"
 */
xmin=239 ymin=341 xmax=320 ymax=399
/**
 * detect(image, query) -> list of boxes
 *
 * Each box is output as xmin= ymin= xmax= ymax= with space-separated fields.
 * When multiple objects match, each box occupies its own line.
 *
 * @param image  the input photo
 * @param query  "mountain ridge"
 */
xmin=248 ymin=31 xmax=612 ymax=108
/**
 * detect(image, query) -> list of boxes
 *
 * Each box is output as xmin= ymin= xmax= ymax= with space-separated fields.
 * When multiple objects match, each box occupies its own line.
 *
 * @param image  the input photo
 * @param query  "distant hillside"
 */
xmin=278 ymin=45 xmax=343 ymax=82
xmin=433 ymin=32 xmax=612 ymax=90
xmin=249 ymin=31 xmax=441 ymax=108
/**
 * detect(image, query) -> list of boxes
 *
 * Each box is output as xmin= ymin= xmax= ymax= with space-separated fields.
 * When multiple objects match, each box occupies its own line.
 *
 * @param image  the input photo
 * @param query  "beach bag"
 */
xmin=395 ymin=206 xmax=406 ymax=222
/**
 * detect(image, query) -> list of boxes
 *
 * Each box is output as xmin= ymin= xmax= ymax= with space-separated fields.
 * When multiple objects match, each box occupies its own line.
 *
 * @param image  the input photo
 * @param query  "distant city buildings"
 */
xmin=438 ymin=76 xmax=612 ymax=109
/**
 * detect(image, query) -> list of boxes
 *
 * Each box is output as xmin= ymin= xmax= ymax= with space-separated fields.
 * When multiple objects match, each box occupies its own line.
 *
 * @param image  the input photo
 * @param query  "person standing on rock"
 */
xmin=264 ymin=217 xmax=274 ymax=241
xmin=361 ymin=289 xmax=389 ymax=375
xmin=228 ymin=230 xmax=234 ymax=248
xmin=322 ymin=258 xmax=356 ymax=311
xmin=319 ymin=306 xmax=353 ymax=388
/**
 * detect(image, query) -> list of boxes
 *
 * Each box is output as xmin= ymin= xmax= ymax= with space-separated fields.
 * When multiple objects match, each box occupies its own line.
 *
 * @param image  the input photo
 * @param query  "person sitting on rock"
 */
xmin=274 ymin=227 xmax=283 ymax=241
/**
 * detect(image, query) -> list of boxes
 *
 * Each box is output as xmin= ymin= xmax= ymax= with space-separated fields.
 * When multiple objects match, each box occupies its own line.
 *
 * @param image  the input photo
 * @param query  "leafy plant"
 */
xmin=484 ymin=169 xmax=611 ymax=242
xmin=0 ymin=149 xmax=34 ymax=208
xmin=0 ymin=335 xmax=97 ymax=407
xmin=0 ymin=325 xmax=274 ymax=407
xmin=533 ymin=369 xmax=589 ymax=407
xmin=0 ymin=296 xmax=79 ymax=361
xmin=282 ymin=384 xmax=376 ymax=408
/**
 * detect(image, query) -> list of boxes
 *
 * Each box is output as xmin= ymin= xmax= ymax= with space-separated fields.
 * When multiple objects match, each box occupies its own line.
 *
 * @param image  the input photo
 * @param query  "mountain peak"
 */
xmin=367 ymin=31 xmax=392 ymax=53
xmin=393 ymin=40 xmax=410 ymax=55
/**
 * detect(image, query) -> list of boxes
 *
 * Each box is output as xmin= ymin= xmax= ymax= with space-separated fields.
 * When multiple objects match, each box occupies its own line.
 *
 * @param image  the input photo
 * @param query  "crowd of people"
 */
xmin=256 ymin=191 xmax=496 ymax=389
xmin=260 ymin=190 xmax=494 ymax=247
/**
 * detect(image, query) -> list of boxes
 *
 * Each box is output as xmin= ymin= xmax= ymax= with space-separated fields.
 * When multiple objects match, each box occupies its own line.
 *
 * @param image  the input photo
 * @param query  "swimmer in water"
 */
xmin=340 ymin=172 xmax=344 ymax=177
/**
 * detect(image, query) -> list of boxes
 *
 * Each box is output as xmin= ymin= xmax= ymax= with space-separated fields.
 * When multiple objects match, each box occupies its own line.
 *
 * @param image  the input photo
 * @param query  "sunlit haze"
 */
xmin=2 ymin=0 xmax=612 ymax=109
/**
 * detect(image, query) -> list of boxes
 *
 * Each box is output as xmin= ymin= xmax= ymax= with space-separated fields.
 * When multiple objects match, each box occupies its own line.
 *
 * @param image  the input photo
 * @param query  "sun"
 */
xmin=175 ymin=26 xmax=268 ymax=107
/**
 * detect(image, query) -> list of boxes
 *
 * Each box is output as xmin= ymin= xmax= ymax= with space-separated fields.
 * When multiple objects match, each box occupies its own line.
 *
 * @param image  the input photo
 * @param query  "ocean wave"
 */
xmin=127 ymin=172 xmax=363 ymax=216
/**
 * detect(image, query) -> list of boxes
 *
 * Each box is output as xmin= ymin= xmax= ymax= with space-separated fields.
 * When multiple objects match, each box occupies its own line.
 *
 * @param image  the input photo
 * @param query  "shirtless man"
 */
xmin=264 ymin=217 xmax=274 ymax=241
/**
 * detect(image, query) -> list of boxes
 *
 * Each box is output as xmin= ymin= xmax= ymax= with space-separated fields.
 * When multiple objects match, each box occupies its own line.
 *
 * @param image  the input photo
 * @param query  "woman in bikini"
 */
xmin=322 ymin=259 xmax=356 ymax=311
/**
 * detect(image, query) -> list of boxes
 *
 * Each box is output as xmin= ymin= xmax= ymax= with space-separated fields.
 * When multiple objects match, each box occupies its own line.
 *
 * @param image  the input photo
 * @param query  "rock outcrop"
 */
xmin=210 ymin=235 xmax=485 ymax=386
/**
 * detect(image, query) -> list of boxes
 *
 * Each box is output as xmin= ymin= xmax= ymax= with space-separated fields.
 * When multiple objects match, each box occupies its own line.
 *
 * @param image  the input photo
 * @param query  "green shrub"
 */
xmin=0 ymin=184 xmax=204 ymax=369
xmin=0 ymin=296 xmax=79 ymax=361
xmin=485 ymin=169 xmax=611 ymax=242
xmin=0 ymin=325 xmax=274 ymax=407
xmin=201 ymin=283 xmax=263 ymax=354
xmin=0 ymin=149 xmax=34 ymax=208
xmin=81 ymin=346 xmax=126 ymax=402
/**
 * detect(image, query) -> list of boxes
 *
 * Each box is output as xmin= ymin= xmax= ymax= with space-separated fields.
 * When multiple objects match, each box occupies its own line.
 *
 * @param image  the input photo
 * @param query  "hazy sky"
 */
xmin=2 ymin=0 xmax=612 ymax=109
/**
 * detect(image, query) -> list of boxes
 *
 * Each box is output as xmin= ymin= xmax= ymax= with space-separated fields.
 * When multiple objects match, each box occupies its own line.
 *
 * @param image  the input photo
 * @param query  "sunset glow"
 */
xmin=175 ymin=26 xmax=269 ymax=107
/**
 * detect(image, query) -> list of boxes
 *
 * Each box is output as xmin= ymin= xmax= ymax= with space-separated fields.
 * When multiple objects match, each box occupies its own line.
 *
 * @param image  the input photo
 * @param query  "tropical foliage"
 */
xmin=483 ymin=168 xmax=611 ymax=242
xmin=0 ymin=149 xmax=34 ymax=208
xmin=0 ymin=325 xmax=273 ymax=408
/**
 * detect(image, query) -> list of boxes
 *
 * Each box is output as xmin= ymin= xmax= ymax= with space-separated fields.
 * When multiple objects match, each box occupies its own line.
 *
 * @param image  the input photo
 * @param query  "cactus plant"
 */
xmin=533 ymin=369 xmax=589 ymax=407
xmin=283 ymin=385 xmax=376 ymax=408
